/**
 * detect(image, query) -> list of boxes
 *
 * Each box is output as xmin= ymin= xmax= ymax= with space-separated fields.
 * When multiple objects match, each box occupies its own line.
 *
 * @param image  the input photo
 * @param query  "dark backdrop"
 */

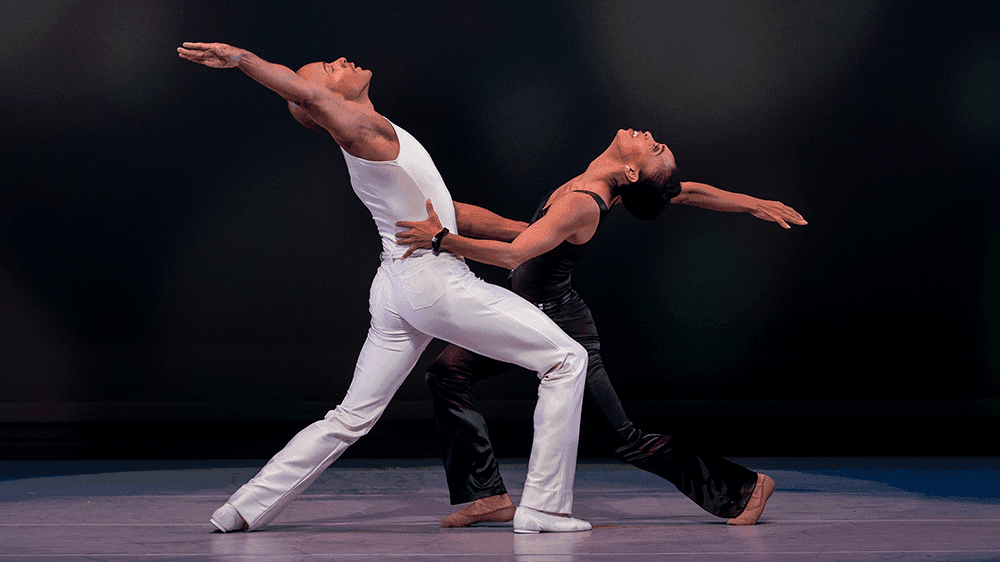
xmin=2 ymin=0 xmax=998 ymax=458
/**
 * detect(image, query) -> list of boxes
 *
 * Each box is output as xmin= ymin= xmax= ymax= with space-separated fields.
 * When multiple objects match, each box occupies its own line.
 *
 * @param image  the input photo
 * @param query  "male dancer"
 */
xmin=396 ymin=128 xmax=806 ymax=527
xmin=177 ymin=42 xmax=590 ymax=533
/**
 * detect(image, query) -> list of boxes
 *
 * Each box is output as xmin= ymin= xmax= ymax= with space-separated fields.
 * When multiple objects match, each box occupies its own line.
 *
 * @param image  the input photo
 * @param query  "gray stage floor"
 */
xmin=1 ymin=457 xmax=998 ymax=561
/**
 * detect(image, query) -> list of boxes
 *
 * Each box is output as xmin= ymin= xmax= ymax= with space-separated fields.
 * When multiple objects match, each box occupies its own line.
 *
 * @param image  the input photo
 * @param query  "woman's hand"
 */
xmin=749 ymin=199 xmax=807 ymax=229
xmin=395 ymin=199 xmax=444 ymax=258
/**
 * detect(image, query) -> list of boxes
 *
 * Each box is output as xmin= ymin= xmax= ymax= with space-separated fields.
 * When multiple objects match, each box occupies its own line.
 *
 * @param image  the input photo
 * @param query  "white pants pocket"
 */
xmin=397 ymin=263 xmax=445 ymax=310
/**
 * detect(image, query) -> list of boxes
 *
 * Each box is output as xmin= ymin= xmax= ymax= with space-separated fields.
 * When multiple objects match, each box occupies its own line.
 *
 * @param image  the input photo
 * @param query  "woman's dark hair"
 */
xmin=619 ymin=166 xmax=682 ymax=220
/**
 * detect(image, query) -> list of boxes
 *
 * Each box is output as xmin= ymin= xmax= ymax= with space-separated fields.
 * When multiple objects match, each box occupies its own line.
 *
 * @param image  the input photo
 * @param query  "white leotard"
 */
xmin=340 ymin=120 xmax=458 ymax=260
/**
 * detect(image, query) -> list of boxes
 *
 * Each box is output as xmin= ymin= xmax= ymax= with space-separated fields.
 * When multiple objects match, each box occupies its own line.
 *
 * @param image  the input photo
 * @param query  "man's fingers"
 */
xmin=425 ymin=199 xmax=437 ymax=218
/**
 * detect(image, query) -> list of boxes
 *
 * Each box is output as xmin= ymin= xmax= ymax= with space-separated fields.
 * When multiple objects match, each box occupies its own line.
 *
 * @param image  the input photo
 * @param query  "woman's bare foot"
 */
xmin=728 ymin=473 xmax=775 ymax=525
xmin=441 ymin=493 xmax=516 ymax=527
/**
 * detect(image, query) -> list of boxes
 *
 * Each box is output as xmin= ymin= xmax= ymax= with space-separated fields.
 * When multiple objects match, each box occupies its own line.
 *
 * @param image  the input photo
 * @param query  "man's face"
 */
xmin=302 ymin=57 xmax=372 ymax=99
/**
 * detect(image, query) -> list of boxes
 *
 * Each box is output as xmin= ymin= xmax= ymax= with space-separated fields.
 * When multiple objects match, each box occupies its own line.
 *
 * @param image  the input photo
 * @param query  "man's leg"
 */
xmin=214 ymin=267 xmax=433 ymax=531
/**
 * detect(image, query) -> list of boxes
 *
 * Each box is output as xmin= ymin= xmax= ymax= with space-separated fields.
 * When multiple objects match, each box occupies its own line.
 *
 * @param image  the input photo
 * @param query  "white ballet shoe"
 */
xmin=210 ymin=503 xmax=247 ymax=532
xmin=513 ymin=506 xmax=591 ymax=534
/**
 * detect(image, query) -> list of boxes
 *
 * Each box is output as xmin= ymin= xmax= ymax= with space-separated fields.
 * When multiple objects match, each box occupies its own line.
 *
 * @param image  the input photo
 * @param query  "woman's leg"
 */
xmin=425 ymin=344 xmax=514 ymax=505
xmin=553 ymin=295 xmax=759 ymax=519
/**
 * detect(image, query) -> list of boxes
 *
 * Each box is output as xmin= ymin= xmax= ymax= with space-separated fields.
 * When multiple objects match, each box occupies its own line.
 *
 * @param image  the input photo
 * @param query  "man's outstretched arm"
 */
xmin=672 ymin=181 xmax=807 ymax=229
xmin=178 ymin=42 xmax=318 ymax=106
xmin=176 ymin=42 xmax=378 ymax=153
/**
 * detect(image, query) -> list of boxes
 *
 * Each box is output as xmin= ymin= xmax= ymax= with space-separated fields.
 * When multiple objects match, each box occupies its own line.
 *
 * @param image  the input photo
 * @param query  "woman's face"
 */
xmin=615 ymin=128 xmax=676 ymax=180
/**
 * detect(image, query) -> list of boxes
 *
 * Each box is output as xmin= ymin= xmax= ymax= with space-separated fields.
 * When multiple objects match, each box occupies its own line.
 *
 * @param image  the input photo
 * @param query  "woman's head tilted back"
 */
xmin=619 ymin=164 xmax=681 ymax=220
xmin=611 ymin=128 xmax=681 ymax=219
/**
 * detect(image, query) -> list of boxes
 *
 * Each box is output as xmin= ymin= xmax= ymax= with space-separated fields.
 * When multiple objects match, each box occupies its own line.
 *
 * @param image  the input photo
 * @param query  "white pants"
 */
xmin=227 ymin=252 xmax=587 ymax=530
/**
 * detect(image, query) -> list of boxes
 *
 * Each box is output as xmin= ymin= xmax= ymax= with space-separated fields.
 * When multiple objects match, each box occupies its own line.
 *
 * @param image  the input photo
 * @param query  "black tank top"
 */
xmin=508 ymin=190 xmax=610 ymax=302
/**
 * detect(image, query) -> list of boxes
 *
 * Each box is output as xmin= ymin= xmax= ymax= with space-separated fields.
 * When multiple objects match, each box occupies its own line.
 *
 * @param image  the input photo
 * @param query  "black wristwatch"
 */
xmin=431 ymin=227 xmax=449 ymax=256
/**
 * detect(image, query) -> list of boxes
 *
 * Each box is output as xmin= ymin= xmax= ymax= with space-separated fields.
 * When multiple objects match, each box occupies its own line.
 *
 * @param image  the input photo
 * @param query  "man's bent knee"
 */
xmin=544 ymin=341 xmax=587 ymax=381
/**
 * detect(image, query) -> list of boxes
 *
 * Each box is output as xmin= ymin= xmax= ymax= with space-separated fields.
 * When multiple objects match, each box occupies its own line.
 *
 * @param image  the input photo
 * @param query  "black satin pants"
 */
xmin=425 ymin=289 xmax=759 ymax=519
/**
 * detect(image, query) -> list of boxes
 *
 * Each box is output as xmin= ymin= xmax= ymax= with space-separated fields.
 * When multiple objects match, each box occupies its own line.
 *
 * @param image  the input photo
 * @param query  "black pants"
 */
xmin=425 ymin=289 xmax=758 ymax=519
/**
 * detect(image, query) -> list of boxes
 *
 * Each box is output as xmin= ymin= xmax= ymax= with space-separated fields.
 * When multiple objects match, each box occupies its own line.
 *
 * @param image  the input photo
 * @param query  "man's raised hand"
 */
xmin=177 ymin=42 xmax=242 ymax=69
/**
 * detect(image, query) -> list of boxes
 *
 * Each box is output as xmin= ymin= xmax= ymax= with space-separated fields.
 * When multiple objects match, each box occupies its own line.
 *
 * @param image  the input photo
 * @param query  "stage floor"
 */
xmin=1 ymin=457 xmax=998 ymax=561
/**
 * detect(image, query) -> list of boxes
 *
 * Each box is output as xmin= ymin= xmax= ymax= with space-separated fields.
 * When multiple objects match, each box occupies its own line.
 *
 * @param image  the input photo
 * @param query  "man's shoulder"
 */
xmin=332 ymin=112 xmax=400 ymax=161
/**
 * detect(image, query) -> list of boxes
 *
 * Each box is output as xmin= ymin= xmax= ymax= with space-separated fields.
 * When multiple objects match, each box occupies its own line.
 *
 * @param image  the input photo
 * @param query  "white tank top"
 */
xmin=340 ymin=120 xmax=458 ymax=260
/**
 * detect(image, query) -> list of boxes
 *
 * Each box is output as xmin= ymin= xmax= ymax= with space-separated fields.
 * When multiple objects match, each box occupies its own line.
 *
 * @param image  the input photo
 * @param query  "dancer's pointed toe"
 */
xmin=728 ymin=473 xmax=775 ymax=525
